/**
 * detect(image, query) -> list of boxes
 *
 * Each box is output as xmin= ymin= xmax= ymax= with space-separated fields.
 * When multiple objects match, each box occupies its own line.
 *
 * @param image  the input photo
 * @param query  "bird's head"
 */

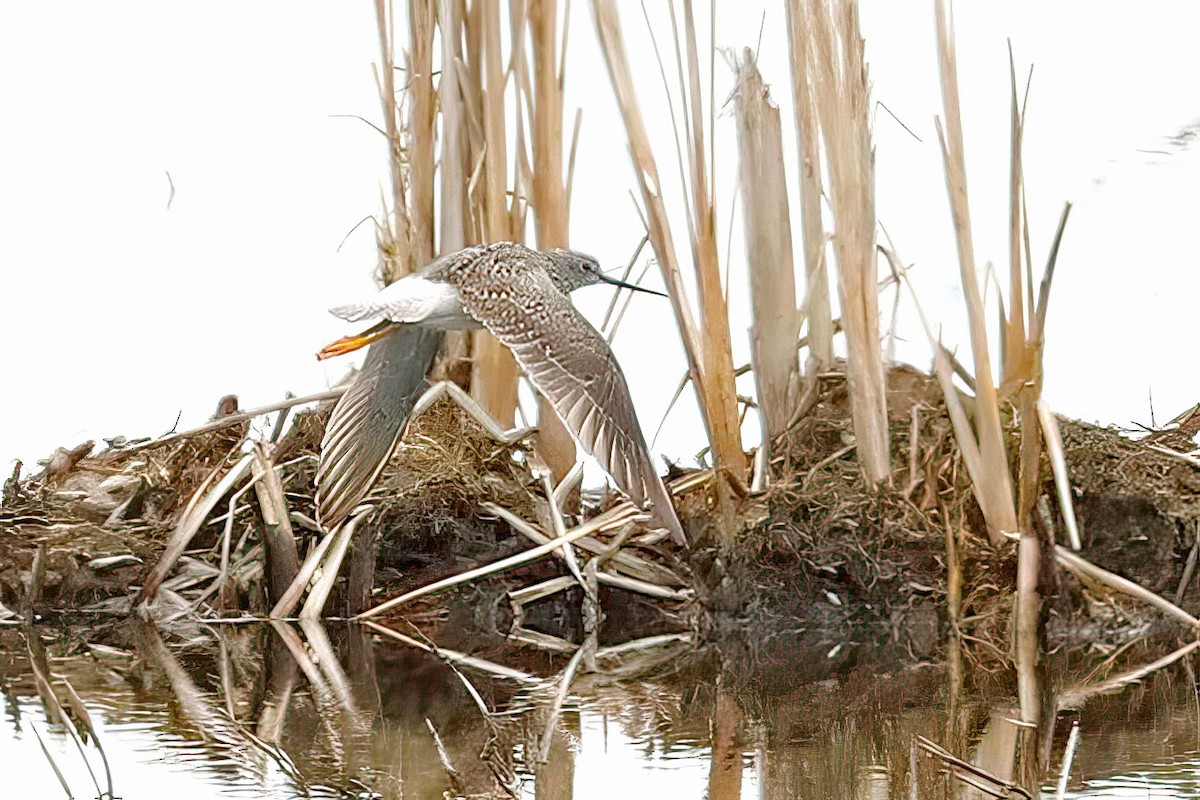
xmin=546 ymin=249 xmax=667 ymax=297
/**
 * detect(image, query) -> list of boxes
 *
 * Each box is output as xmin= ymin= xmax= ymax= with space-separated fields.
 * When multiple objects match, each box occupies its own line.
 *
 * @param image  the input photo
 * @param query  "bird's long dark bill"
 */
xmin=597 ymin=274 xmax=668 ymax=297
xmin=317 ymin=320 xmax=403 ymax=361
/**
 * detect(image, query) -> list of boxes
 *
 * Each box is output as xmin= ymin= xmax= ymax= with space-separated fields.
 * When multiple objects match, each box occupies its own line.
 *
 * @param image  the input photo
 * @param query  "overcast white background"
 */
xmin=3 ymin=2 xmax=1199 ymax=476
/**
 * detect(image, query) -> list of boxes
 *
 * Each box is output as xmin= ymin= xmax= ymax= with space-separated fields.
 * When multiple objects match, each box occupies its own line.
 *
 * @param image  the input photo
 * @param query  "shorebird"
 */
xmin=315 ymin=241 xmax=687 ymax=545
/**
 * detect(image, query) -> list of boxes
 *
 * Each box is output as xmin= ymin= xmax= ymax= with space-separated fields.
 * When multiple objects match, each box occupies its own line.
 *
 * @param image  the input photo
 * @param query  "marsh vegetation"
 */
xmin=3 ymin=1 xmax=1200 ymax=797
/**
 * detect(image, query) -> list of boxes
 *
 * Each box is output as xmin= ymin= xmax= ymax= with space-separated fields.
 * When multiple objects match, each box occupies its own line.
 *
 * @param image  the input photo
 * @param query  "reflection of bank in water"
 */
xmin=6 ymin=622 xmax=1199 ymax=799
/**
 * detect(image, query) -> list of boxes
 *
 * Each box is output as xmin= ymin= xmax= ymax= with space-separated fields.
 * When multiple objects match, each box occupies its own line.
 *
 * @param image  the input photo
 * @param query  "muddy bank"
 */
xmin=2 ymin=373 xmax=1198 ymax=672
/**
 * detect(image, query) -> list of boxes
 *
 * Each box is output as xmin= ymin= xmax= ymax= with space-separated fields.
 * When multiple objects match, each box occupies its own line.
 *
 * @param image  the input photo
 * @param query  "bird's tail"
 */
xmin=328 ymin=302 xmax=381 ymax=322
xmin=316 ymin=326 xmax=443 ymax=528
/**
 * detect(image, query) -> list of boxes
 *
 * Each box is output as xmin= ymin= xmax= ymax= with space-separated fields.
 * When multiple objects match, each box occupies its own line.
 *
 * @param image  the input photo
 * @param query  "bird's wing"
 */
xmin=316 ymin=326 xmax=443 ymax=528
xmin=452 ymin=267 xmax=685 ymax=544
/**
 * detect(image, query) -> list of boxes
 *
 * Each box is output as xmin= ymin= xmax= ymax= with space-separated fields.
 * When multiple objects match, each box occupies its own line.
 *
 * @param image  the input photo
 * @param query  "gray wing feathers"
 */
xmin=459 ymin=269 xmax=686 ymax=544
xmin=316 ymin=326 xmax=443 ymax=528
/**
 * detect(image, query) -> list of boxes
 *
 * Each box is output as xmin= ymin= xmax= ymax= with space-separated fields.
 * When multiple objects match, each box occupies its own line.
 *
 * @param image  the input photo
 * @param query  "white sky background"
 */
xmin=2 ymin=2 xmax=1199 ymax=474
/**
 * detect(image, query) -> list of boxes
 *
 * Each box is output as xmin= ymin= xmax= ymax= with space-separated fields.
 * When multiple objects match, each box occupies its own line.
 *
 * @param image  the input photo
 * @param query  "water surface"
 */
xmin=2 ymin=622 xmax=1197 ymax=799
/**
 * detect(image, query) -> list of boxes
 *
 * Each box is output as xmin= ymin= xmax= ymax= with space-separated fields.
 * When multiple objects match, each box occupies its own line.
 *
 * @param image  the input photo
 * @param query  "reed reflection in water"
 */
xmin=3 ymin=623 xmax=1200 ymax=799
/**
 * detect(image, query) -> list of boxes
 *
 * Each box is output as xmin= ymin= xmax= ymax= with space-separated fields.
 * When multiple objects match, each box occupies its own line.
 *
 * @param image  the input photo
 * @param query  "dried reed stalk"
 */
xmin=469 ymin=0 xmax=523 ymax=425
xmin=1057 ymin=640 xmax=1200 ymax=710
xmin=373 ymin=0 xmax=412 ymax=284
xmin=590 ymin=0 xmax=706 ymax=404
xmin=527 ymin=0 xmax=577 ymax=480
xmin=784 ymin=0 xmax=832 ymax=369
xmin=933 ymin=0 xmax=1017 ymax=540
xmin=1003 ymin=47 xmax=1027 ymax=382
xmin=252 ymin=443 xmax=300 ymax=607
xmin=589 ymin=0 xmax=747 ymax=499
xmin=733 ymin=49 xmax=801 ymax=443
xmin=137 ymin=451 xmax=255 ymax=606
xmin=732 ymin=42 xmax=796 ymax=480
xmin=1037 ymin=401 xmax=1081 ymax=550
xmin=805 ymin=0 xmax=890 ymax=483
xmin=408 ymin=0 xmax=437 ymax=268
xmin=432 ymin=0 xmax=476 ymax=379
xmin=678 ymin=0 xmax=747 ymax=482
xmin=357 ymin=503 xmax=643 ymax=619
xmin=439 ymin=0 xmax=468 ymax=253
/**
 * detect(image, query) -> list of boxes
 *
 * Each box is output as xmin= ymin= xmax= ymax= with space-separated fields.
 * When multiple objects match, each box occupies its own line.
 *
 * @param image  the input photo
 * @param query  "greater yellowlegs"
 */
xmin=315 ymin=242 xmax=687 ymax=545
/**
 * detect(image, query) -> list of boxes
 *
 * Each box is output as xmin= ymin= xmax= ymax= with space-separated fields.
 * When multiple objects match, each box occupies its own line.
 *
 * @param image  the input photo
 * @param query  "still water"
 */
xmin=3 ymin=620 xmax=1199 ymax=799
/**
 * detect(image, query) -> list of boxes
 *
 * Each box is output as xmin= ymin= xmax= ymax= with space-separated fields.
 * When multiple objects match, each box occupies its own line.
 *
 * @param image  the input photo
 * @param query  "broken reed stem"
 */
xmin=439 ymin=0 xmax=467 ymax=253
xmin=30 ymin=724 xmax=72 ymax=800
xmin=806 ymin=0 xmax=890 ymax=483
xmin=270 ymin=526 xmax=337 ymax=619
xmin=117 ymin=390 xmax=343 ymax=456
xmin=733 ymin=48 xmax=801 ymax=444
xmin=252 ymin=444 xmax=301 ymax=607
xmin=26 ymin=641 xmax=105 ymax=799
xmin=427 ymin=718 xmax=467 ymax=795
xmin=299 ymin=513 xmax=363 ymax=621
xmin=1004 ymin=44 xmax=1027 ymax=382
xmin=363 ymin=619 xmax=540 ymax=683
xmin=137 ymin=449 xmax=255 ymax=606
xmin=1055 ymin=721 xmax=1080 ymax=798
xmin=23 ymin=543 xmax=46 ymax=616
xmin=1015 ymin=388 xmax=1043 ymax=729
xmin=488 ymin=500 xmax=682 ymax=586
xmin=784 ymin=0 xmax=833 ymax=369
xmin=1015 ymin=514 xmax=1042 ymax=726
xmin=217 ymin=476 xmax=262 ymax=611
xmin=1058 ymin=640 xmax=1200 ymax=710
xmin=373 ymin=0 xmax=412 ymax=284
xmin=537 ymin=640 xmax=586 ymax=763
xmin=944 ymin=506 xmax=963 ymax=713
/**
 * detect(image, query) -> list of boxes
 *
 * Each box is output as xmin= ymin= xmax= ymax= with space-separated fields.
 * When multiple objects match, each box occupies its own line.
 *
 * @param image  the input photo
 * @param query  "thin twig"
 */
xmin=537 ymin=642 xmax=586 ymax=763
xmin=30 ymin=723 xmax=73 ymax=799
xmin=1055 ymin=721 xmax=1080 ymax=799
xmin=362 ymin=619 xmax=539 ymax=683
xmin=1037 ymin=401 xmax=1081 ymax=550
xmin=119 ymin=390 xmax=343 ymax=456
